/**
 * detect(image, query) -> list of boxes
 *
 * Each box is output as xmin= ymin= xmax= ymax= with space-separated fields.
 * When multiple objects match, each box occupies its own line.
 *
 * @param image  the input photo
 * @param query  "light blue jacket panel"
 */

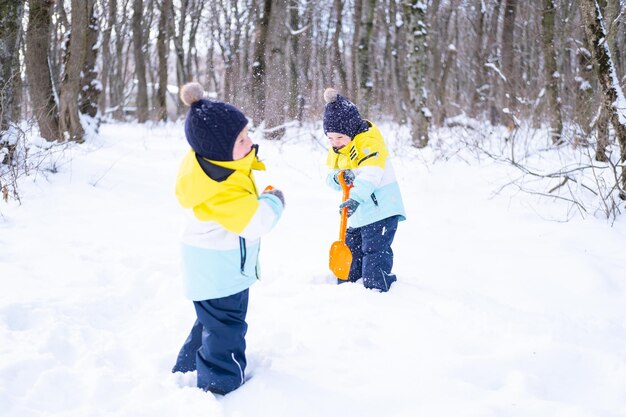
xmin=348 ymin=179 xmax=406 ymax=228
xmin=181 ymin=239 xmax=260 ymax=301
xmin=179 ymin=194 xmax=283 ymax=301
xmin=326 ymin=169 xmax=406 ymax=229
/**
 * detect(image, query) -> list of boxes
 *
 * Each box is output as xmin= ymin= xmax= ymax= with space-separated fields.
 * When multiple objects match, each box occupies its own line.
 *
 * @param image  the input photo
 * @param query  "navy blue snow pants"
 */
xmin=172 ymin=289 xmax=249 ymax=394
xmin=343 ymin=215 xmax=399 ymax=292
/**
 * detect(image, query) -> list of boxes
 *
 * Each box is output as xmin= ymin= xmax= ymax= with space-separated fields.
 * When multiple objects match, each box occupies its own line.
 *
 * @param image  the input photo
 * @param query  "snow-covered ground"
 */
xmin=1 ymin=122 xmax=625 ymax=417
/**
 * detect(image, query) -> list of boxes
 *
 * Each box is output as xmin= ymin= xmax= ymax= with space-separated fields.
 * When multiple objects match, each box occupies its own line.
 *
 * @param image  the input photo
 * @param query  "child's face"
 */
xmin=232 ymin=127 xmax=254 ymax=160
xmin=327 ymin=132 xmax=352 ymax=150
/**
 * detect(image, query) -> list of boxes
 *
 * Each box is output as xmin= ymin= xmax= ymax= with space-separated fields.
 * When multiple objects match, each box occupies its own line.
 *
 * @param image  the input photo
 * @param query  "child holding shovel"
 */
xmin=172 ymin=82 xmax=285 ymax=395
xmin=323 ymin=88 xmax=406 ymax=292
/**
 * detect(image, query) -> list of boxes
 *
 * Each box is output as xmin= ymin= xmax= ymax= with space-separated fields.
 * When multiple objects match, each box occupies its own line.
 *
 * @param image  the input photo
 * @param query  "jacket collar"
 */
xmin=196 ymin=145 xmax=266 ymax=182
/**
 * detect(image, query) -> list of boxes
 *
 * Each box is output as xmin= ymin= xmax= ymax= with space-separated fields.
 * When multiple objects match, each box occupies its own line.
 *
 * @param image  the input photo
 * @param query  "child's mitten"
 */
xmin=263 ymin=188 xmax=285 ymax=207
xmin=334 ymin=169 xmax=355 ymax=186
xmin=339 ymin=198 xmax=359 ymax=217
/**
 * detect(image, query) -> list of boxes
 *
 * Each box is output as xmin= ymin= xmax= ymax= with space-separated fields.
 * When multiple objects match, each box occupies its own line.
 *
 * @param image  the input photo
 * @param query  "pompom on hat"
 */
xmin=323 ymin=88 xmax=369 ymax=139
xmin=180 ymin=82 xmax=248 ymax=161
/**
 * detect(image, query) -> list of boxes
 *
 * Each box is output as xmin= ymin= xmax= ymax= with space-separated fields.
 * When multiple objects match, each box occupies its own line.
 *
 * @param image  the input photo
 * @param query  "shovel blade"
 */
xmin=329 ymin=241 xmax=353 ymax=280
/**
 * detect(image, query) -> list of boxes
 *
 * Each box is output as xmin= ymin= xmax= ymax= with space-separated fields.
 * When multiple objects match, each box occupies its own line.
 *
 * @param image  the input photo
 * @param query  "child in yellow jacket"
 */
xmin=172 ymin=82 xmax=284 ymax=395
xmin=323 ymin=88 xmax=406 ymax=292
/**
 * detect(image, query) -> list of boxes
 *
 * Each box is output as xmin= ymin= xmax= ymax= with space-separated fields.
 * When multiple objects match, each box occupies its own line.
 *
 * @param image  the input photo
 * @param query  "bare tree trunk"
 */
xmin=470 ymin=0 xmax=487 ymax=117
xmin=350 ymin=0 xmax=363 ymax=99
xmin=601 ymin=0 xmax=621 ymax=62
xmin=263 ymin=0 xmax=288 ymax=139
xmin=299 ymin=2 xmax=313 ymax=121
xmin=390 ymin=0 xmax=407 ymax=121
xmin=170 ymin=0 xmax=189 ymax=88
xmin=580 ymin=0 xmax=626 ymax=197
xmin=78 ymin=0 xmax=100 ymax=119
xmin=597 ymin=107 xmax=610 ymax=161
xmin=573 ymin=40 xmax=595 ymax=146
xmin=11 ymin=41 xmax=23 ymax=125
xmin=486 ymin=0 xmax=502 ymax=124
xmin=185 ymin=0 xmax=204 ymax=81
xmin=287 ymin=0 xmax=300 ymax=121
xmin=132 ymin=0 xmax=149 ymax=122
xmin=357 ymin=0 xmax=377 ymax=117
xmin=0 ymin=0 xmax=25 ymax=135
xmin=541 ymin=0 xmax=563 ymax=144
xmin=156 ymin=0 xmax=170 ymax=122
xmin=250 ymin=0 xmax=271 ymax=126
xmin=501 ymin=0 xmax=517 ymax=121
xmin=210 ymin=0 xmax=242 ymax=103
xmin=405 ymin=0 xmax=430 ymax=147
xmin=431 ymin=2 xmax=457 ymax=126
xmin=380 ymin=0 xmax=393 ymax=115
xmin=206 ymin=18 xmax=219 ymax=96
xmin=25 ymin=0 xmax=61 ymax=141
xmin=112 ymin=0 xmax=131 ymax=120
xmin=58 ymin=0 xmax=89 ymax=142
xmin=49 ymin=0 xmax=68 ymax=90
xmin=98 ymin=0 xmax=117 ymax=117
xmin=331 ymin=0 xmax=347 ymax=92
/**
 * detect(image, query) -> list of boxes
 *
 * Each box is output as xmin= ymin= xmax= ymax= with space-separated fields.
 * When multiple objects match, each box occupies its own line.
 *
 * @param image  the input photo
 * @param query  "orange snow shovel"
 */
xmin=329 ymin=171 xmax=353 ymax=280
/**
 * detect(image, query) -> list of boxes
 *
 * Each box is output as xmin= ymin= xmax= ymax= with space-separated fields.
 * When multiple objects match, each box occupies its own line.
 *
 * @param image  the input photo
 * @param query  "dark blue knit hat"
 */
xmin=180 ymin=82 xmax=248 ymax=161
xmin=323 ymin=88 xmax=369 ymax=139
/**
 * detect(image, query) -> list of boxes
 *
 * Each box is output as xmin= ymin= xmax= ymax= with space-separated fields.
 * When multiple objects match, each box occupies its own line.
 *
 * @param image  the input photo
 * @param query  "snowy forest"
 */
xmin=1 ymin=0 xmax=626 ymax=218
xmin=2 ymin=2 xmax=626 ymax=416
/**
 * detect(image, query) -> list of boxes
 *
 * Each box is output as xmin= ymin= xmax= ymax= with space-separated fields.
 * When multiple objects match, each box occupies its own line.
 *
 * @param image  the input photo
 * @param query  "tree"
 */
xmin=98 ymin=0 xmax=117 ymax=117
xmin=432 ymin=1 xmax=459 ymax=126
xmin=25 ymin=0 xmax=61 ymax=141
xmin=132 ymin=0 xmax=149 ymax=122
xmin=287 ymin=0 xmax=302 ymax=121
xmin=501 ymin=0 xmax=517 ymax=120
xmin=405 ymin=0 xmax=431 ymax=147
xmin=78 ymin=0 xmax=100 ymax=119
xmin=541 ymin=0 xmax=563 ymax=144
xmin=350 ymin=0 xmax=363 ymax=99
xmin=580 ymin=0 xmax=626 ymax=198
xmin=263 ymin=0 xmax=289 ymax=139
xmin=331 ymin=0 xmax=347 ymax=93
xmin=58 ymin=0 xmax=90 ymax=142
xmin=169 ymin=0 xmax=204 ymax=108
xmin=357 ymin=0 xmax=377 ymax=117
xmin=155 ymin=0 xmax=171 ymax=122
xmin=209 ymin=0 xmax=245 ymax=103
xmin=250 ymin=0 xmax=271 ymax=126
xmin=0 ymin=0 xmax=25 ymax=137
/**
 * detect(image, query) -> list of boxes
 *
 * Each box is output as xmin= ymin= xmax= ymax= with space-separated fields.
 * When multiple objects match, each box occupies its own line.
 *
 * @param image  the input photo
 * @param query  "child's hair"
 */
xmin=323 ymin=87 xmax=369 ymax=138
xmin=180 ymin=82 xmax=249 ymax=161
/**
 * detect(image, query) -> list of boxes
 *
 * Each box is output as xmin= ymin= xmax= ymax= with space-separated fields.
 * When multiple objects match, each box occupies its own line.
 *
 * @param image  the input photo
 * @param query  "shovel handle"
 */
xmin=337 ymin=171 xmax=353 ymax=242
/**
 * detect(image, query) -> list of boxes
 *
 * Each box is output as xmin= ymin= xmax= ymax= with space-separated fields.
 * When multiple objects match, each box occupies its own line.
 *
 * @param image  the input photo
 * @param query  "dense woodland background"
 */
xmin=1 ymin=0 xmax=626 ymax=213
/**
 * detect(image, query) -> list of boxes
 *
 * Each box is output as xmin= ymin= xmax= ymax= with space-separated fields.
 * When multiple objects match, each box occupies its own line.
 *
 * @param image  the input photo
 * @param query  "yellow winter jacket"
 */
xmin=326 ymin=121 xmax=389 ymax=170
xmin=325 ymin=121 xmax=406 ymax=228
xmin=175 ymin=147 xmax=266 ymax=234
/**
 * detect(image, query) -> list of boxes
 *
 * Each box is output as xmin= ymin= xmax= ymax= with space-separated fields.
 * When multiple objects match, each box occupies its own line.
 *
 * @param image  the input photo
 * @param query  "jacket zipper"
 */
xmin=239 ymin=237 xmax=246 ymax=274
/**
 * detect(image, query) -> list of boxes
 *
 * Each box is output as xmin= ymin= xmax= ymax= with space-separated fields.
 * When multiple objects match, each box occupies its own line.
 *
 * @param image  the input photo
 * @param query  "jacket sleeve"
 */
xmin=239 ymin=193 xmax=284 ymax=240
xmin=326 ymin=169 xmax=342 ymax=191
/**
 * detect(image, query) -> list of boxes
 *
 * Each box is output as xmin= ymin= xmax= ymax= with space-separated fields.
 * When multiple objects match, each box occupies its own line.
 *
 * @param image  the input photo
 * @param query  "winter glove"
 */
xmin=334 ymin=169 xmax=355 ymax=186
xmin=263 ymin=188 xmax=285 ymax=207
xmin=339 ymin=198 xmax=359 ymax=217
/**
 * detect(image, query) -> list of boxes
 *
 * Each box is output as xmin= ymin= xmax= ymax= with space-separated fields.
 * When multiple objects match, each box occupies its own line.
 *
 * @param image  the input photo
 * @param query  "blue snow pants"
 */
xmin=343 ymin=215 xmax=399 ymax=292
xmin=172 ymin=289 xmax=249 ymax=394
